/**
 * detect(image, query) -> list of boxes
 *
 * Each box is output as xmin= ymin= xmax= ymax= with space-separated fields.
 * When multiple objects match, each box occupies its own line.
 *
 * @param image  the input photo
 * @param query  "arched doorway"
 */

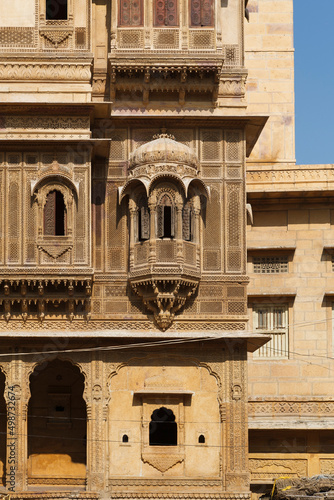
xmin=28 ymin=359 xmax=86 ymax=487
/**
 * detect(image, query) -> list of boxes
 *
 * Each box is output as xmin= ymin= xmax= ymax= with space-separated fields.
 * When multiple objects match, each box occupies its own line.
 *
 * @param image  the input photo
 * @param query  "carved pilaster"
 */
xmin=129 ymin=198 xmax=137 ymax=269
xmin=225 ymin=343 xmax=249 ymax=492
xmin=5 ymin=358 xmax=29 ymax=492
xmin=148 ymin=195 xmax=157 ymax=264
xmin=86 ymin=353 xmax=107 ymax=492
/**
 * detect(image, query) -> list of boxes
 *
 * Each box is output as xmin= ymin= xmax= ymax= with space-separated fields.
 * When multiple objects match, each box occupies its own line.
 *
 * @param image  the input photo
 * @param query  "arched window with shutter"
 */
xmin=138 ymin=196 xmax=150 ymax=241
xmin=190 ymin=0 xmax=214 ymax=27
xmin=44 ymin=190 xmax=67 ymax=236
xmin=157 ymin=194 xmax=175 ymax=238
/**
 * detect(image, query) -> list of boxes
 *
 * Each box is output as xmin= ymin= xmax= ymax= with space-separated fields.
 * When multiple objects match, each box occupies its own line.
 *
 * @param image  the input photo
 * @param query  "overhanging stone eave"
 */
xmin=247 ymin=188 xmax=334 ymax=200
xmin=245 ymin=115 xmax=269 ymax=157
xmin=0 ymin=330 xmax=270 ymax=351
xmin=248 ymin=417 xmax=334 ymax=430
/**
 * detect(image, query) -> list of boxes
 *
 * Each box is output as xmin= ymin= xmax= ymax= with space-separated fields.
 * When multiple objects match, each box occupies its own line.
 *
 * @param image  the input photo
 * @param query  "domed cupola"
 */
xmin=119 ymin=132 xmax=209 ymax=331
xmin=129 ymin=132 xmax=199 ymax=170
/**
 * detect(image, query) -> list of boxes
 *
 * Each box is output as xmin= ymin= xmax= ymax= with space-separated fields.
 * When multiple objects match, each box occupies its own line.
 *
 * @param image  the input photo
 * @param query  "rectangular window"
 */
xmin=46 ymin=0 xmax=67 ymax=20
xmin=154 ymin=0 xmax=178 ymax=27
xmin=253 ymin=304 xmax=289 ymax=359
xmin=190 ymin=0 xmax=214 ymax=27
xmin=253 ymin=256 xmax=288 ymax=274
xmin=119 ymin=0 xmax=143 ymax=26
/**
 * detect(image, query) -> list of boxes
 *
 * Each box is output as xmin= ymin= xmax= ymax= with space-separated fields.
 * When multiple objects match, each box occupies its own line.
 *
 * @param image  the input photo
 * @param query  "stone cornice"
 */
xmin=247 ymin=164 xmax=334 ymax=193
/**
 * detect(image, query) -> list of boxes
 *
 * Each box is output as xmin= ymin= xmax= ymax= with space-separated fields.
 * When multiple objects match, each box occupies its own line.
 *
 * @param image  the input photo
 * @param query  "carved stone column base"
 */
xmin=225 ymin=472 xmax=250 ymax=492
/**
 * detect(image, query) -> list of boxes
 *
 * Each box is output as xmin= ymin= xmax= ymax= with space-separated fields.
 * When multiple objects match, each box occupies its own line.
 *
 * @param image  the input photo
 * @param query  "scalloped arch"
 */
xmin=31 ymin=174 xmax=79 ymax=198
xmin=26 ymin=355 xmax=89 ymax=404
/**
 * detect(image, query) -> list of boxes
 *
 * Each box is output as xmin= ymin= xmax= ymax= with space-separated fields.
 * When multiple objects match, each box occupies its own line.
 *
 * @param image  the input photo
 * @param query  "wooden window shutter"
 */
xmin=182 ymin=206 xmax=191 ymax=241
xmin=157 ymin=205 xmax=164 ymax=238
xmin=140 ymin=206 xmax=150 ymax=240
xmin=190 ymin=0 xmax=214 ymax=26
xmin=154 ymin=0 xmax=178 ymax=26
xmin=44 ymin=191 xmax=56 ymax=235
xmin=119 ymin=0 xmax=143 ymax=26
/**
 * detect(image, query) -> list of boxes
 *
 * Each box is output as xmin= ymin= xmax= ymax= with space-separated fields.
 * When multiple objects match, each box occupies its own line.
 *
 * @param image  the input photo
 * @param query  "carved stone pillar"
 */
xmin=148 ymin=194 xmax=157 ymax=264
xmin=193 ymin=197 xmax=201 ymax=268
xmin=5 ymin=358 xmax=29 ymax=492
xmin=176 ymin=200 xmax=184 ymax=265
xmin=225 ymin=343 xmax=249 ymax=492
xmin=86 ymin=353 xmax=107 ymax=492
xmin=128 ymin=198 xmax=136 ymax=269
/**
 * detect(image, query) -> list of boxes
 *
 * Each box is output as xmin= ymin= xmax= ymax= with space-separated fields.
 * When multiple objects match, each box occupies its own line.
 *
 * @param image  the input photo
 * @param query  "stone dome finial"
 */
xmin=152 ymin=128 xmax=176 ymax=141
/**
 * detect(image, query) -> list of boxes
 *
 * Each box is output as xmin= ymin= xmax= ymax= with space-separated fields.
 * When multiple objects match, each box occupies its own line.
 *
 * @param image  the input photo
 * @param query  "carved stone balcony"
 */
xmin=0 ymin=277 xmax=92 ymax=323
xmin=120 ymin=133 xmax=208 ymax=330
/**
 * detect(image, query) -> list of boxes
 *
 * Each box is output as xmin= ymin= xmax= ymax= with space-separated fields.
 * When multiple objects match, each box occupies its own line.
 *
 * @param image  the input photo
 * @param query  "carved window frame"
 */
xmin=35 ymin=182 xmax=75 ymax=246
xmin=156 ymin=192 xmax=175 ymax=239
xmin=135 ymin=392 xmax=190 ymax=471
xmin=252 ymin=303 xmax=289 ymax=359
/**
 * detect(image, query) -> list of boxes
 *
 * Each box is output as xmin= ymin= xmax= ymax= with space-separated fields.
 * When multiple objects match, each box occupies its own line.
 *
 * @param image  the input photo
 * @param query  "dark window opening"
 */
xmin=149 ymin=407 xmax=177 ymax=446
xmin=198 ymin=434 xmax=205 ymax=444
xmin=122 ymin=434 xmax=129 ymax=443
xmin=55 ymin=406 xmax=65 ymax=412
xmin=163 ymin=206 xmax=172 ymax=238
xmin=46 ymin=0 xmax=68 ymax=20
xmin=44 ymin=190 xmax=66 ymax=236
xmin=157 ymin=195 xmax=175 ymax=238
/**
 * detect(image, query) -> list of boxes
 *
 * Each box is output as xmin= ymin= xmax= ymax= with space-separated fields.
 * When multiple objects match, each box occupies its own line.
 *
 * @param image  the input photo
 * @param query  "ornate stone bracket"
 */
xmin=131 ymin=278 xmax=198 ymax=331
xmin=142 ymin=453 xmax=184 ymax=473
xmin=40 ymin=30 xmax=72 ymax=48
xmin=37 ymin=243 xmax=73 ymax=260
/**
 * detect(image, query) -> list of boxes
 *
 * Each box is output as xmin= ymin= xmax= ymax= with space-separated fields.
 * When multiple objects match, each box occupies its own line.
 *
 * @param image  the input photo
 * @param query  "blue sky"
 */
xmin=294 ymin=1 xmax=334 ymax=165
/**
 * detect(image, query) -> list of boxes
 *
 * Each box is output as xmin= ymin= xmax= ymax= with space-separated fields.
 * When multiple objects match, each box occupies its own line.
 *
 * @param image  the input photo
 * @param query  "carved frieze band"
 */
xmin=109 ymin=495 xmax=250 ymax=499
xmin=247 ymin=168 xmax=334 ymax=187
xmin=249 ymin=401 xmax=334 ymax=416
xmin=0 ymin=63 xmax=91 ymax=81
xmin=249 ymin=459 xmax=308 ymax=480
xmin=0 ymin=320 xmax=246 ymax=332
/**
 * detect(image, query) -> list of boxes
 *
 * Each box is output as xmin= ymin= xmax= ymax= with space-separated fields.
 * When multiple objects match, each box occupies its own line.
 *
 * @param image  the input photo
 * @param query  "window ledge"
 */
xmin=134 ymin=389 xmax=194 ymax=396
